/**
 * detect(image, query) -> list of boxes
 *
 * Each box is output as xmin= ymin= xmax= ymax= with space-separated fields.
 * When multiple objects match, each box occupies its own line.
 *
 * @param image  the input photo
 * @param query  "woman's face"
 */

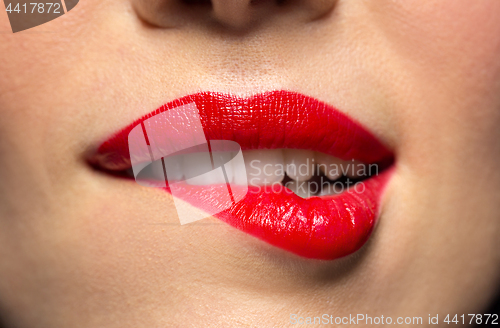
xmin=0 ymin=0 xmax=499 ymax=326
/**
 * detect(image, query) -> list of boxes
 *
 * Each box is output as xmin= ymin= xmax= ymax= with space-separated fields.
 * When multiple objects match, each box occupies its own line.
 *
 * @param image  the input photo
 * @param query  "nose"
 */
xmin=211 ymin=0 xmax=253 ymax=28
xmin=134 ymin=0 xmax=337 ymax=30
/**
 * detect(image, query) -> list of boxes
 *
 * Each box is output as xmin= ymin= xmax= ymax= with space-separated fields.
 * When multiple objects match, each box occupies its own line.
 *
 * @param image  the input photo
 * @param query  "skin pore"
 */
xmin=0 ymin=0 xmax=499 ymax=327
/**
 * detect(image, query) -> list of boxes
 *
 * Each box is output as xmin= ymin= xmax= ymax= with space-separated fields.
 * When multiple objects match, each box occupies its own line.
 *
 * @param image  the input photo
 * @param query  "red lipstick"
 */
xmin=91 ymin=91 xmax=394 ymax=260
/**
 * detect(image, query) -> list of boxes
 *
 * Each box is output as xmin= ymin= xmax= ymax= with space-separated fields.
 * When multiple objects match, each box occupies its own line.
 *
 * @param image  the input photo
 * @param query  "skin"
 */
xmin=0 ymin=0 xmax=499 ymax=327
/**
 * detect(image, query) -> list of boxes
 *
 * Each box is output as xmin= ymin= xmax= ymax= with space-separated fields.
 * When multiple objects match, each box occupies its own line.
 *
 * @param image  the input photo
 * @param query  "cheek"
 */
xmin=361 ymin=0 xmax=500 ymax=306
xmin=370 ymin=0 xmax=500 ymax=82
xmin=369 ymin=0 xmax=500 ymax=155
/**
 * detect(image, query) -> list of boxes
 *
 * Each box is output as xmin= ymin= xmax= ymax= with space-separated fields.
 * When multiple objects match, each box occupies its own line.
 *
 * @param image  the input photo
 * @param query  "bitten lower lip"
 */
xmin=91 ymin=90 xmax=395 ymax=260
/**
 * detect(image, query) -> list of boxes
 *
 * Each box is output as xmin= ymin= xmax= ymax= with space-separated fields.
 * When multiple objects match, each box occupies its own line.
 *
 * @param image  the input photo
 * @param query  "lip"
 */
xmin=90 ymin=90 xmax=395 ymax=260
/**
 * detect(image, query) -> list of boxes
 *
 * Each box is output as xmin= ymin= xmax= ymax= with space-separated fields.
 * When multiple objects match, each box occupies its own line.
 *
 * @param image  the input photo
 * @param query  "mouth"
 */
xmin=89 ymin=90 xmax=395 ymax=260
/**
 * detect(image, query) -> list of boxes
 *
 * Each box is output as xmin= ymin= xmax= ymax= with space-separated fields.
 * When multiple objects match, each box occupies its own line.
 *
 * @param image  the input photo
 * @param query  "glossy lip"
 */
xmin=90 ymin=90 xmax=395 ymax=260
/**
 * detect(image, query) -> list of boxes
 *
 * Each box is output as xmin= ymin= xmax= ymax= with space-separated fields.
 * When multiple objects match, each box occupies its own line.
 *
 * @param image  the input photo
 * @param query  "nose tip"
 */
xmin=211 ymin=0 xmax=253 ymax=28
xmin=210 ymin=0 xmax=337 ymax=29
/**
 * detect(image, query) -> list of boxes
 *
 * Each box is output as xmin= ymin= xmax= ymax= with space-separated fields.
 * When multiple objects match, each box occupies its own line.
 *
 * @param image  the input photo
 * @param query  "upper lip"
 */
xmin=90 ymin=90 xmax=393 ymax=171
xmin=89 ymin=90 xmax=395 ymax=260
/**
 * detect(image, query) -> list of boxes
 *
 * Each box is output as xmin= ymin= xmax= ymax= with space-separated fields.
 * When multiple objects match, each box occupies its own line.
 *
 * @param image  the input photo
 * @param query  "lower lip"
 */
xmin=161 ymin=168 xmax=393 ymax=260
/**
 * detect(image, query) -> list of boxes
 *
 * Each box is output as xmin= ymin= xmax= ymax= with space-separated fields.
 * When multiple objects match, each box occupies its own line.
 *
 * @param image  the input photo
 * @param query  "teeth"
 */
xmin=284 ymin=149 xmax=315 ymax=182
xmin=285 ymin=181 xmax=312 ymax=199
xmin=315 ymin=152 xmax=343 ymax=180
xmin=183 ymin=152 xmax=226 ymax=186
xmin=163 ymin=155 xmax=184 ymax=181
xmin=133 ymin=148 xmax=368 ymax=195
xmin=284 ymin=180 xmax=322 ymax=199
xmin=211 ymin=151 xmax=235 ymax=183
xmin=185 ymin=169 xmax=226 ymax=186
xmin=232 ymin=152 xmax=248 ymax=186
xmin=150 ymin=159 xmax=167 ymax=180
xmin=242 ymin=149 xmax=285 ymax=186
